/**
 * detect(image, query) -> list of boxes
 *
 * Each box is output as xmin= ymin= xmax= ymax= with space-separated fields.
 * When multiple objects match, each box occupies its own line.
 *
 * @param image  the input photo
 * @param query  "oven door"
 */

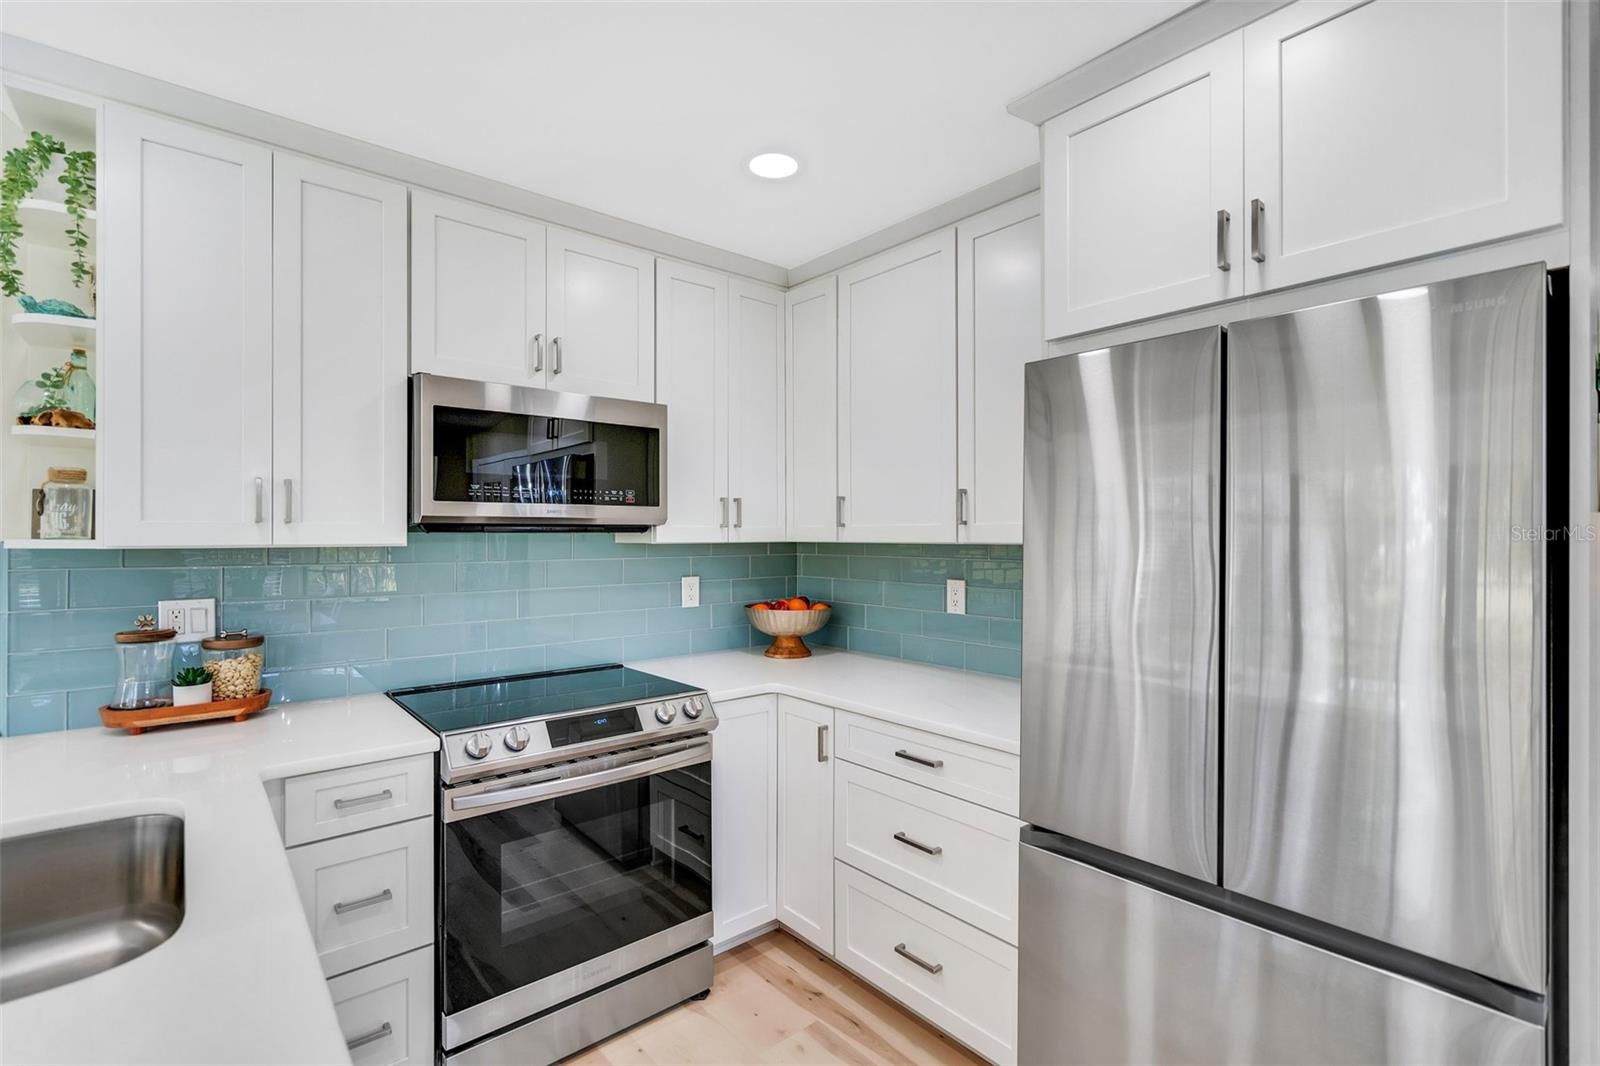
xmin=412 ymin=373 xmax=668 ymax=529
xmin=439 ymin=737 xmax=713 ymax=1051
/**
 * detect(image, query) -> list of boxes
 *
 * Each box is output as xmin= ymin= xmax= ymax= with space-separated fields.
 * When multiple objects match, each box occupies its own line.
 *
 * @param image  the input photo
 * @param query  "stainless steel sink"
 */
xmin=0 ymin=813 xmax=185 ymax=1002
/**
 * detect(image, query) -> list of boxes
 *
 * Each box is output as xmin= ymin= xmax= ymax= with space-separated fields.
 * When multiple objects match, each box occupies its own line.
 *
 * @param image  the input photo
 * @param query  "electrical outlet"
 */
xmin=157 ymin=598 xmax=217 ymax=643
xmin=945 ymin=578 xmax=966 ymax=615
xmin=681 ymin=575 xmax=700 ymax=609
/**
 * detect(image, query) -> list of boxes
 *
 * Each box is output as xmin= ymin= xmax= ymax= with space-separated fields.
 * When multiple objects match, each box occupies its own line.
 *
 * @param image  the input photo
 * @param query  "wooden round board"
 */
xmin=99 ymin=689 xmax=272 ymax=735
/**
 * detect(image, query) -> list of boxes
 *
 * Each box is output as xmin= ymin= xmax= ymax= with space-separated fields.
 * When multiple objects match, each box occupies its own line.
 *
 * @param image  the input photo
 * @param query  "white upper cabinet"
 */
xmin=546 ymin=227 xmax=655 ymax=402
xmin=272 ymin=155 xmax=409 ymax=546
xmin=1041 ymin=32 xmax=1244 ymax=340
xmin=410 ymin=191 xmax=546 ymax=387
xmin=654 ymin=259 xmax=729 ymax=542
xmin=1242 ymin=0 xmax=1564 ymax=292
xmin=727 ymin=278 xmax=787 ymax=541
xmin=101 ymin=106 xmax=275 ymax=547
xmin=786 ymin=275 xmax=839 ymax=542
xmin=837 ymin=229 xmax=957 ymax=543
xmin=957 ymin=195 xmax=1040 ymax=546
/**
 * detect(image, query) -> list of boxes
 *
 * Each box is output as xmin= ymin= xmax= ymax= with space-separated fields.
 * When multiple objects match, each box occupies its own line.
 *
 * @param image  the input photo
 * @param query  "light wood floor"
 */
xmin=564 ymin=930 xmax=987 ymax=1065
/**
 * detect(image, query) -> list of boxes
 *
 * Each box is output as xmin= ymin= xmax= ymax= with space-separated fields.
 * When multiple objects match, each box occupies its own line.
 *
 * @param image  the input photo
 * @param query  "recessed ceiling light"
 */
xmin=748 ymin=152 xmax=799 ymax=180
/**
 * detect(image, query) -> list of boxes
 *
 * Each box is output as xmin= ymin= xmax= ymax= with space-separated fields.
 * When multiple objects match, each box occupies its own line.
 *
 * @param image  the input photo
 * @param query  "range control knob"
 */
xmin=503 ymin=724 xmax=531 ymax=752
xmin=681 ymin=700 xmax=701 ymax=720
xmin=692 ymin=696 xmax=705 ymax=712
xmin=654 ymin=703 xmax=677 ymax=725
xmin=463 ymin=732 xmax=493 ymax=760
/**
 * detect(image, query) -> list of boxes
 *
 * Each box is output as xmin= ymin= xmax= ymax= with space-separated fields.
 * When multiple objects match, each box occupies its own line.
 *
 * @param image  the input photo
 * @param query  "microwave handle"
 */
xmin=445 ymin=736 xmax=712 ymax=821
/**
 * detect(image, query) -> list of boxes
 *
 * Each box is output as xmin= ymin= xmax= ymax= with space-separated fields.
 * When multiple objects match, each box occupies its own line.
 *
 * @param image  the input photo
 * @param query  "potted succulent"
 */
xmin=172 ymin=665 xmax=213 ymax=707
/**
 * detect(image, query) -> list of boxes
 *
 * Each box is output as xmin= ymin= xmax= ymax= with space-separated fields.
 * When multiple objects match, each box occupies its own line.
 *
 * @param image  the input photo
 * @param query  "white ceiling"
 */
xmin=3 ymin=1 xmax=1188 ymax=270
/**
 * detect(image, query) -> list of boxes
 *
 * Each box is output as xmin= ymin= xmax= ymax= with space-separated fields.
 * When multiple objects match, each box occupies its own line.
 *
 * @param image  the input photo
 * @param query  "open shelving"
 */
xmin=10 ymin=312 xmax=96 ymax=348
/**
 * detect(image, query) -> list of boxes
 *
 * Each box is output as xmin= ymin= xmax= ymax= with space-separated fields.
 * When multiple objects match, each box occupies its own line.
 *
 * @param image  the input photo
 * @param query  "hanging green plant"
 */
xmin=0 ymin=131 xmax=97 ymax=298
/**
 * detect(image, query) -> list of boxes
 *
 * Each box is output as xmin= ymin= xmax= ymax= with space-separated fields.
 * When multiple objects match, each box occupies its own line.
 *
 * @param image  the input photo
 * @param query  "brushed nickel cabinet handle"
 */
xmin=894 ymin=749 xmax=944 ymax=769
xmin=551 ymin=336 xmax=563 ymax=375
xmin=283 ymin=478 xmax=294 ymax=524
xmin=531 ymin=332 xmax=544 ymax=374
xmin=894 ymin=943 xmax=944 ymax=974
xmin=1216 ymin=209 xmax=1231 ymax=272
xmin=957 ymin=488 xmax=969 ymax=526
xmin=333 ymin=789 xmax=393 ymax=810
xmin=346 ymin=1022 xmax=392 ymax=1051
xmin=332 ymin=888 xmax=393 ymax=915
xmin=1249 ymin=198 xmax=1265 ymax=263
xmin=836 ymin=495 xmax=846 ymax=528
xmin=254 ymin=478 xmax=264 ymax=524
xmin=719 ymin=497 xmax=729 ymax=528
xmin=893 ymin=830 xmax=942 ymax=856
xmin=817 ymin=723 xmax=829 ymax=763
xmin=734 ymin=497 xmax=743 ymax=528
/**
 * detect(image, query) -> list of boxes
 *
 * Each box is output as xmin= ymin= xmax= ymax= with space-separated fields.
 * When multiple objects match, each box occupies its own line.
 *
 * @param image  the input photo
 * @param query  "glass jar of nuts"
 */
xmin=200 ymin=630 xmax=265 ymax=701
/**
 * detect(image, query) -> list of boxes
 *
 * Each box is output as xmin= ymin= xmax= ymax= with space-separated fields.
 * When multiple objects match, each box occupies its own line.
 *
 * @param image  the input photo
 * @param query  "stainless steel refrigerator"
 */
xmin=1019 ymin=264 xmax=1554 ymax=1065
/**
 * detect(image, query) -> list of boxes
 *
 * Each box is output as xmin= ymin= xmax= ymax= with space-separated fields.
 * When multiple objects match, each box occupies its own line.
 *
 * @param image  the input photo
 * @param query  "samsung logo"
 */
xmin=1448 ymin=295 xmax=1507 ymax=313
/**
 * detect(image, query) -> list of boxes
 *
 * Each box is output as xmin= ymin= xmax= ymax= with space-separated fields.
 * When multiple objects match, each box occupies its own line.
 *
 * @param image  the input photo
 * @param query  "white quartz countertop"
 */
xmin=630 ymin=647 xmax=1021 ymax=754
xmin=0 ymin=694 xmax=438 ymax=1066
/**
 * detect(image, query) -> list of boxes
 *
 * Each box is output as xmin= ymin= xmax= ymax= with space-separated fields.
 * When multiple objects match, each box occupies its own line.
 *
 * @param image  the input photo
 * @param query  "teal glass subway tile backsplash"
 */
xmin=0 ymin=535 xmax=1022 ymax=736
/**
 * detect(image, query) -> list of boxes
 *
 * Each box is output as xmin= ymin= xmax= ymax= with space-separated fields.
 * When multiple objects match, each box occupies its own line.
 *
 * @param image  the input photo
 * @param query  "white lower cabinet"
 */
xmin=711 ymin=694 xmax=779 ymax=946
xmin=328 ymin=945 xmax=434 ymax=1066
xmin=835 ymin=862 xmax=1018 ymax=1065
xmin=776 ymin=696 xmax=836 ymax=953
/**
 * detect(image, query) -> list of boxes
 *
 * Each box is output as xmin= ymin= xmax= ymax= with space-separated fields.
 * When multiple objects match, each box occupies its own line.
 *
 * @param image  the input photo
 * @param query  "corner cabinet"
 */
xmin=101 ymin=107 xmax=408 ymax=547
xmin=776 ymin=696 xmax=835 ymax=953
xmin=785 ymin=275 xmax=839 ymax=542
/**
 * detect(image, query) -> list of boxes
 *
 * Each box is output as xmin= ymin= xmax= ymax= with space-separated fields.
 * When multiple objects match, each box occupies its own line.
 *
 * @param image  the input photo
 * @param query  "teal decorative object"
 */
xmin=17 ymin=295 xmax=90 ymax=318
xmin=62 ymin=348 xmax=95 ymax=423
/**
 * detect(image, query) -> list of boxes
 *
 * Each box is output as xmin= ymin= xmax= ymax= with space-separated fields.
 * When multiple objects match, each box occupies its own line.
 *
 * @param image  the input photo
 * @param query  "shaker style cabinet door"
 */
xmin=1242 ymin=0 xmax=1564 ymax=294
xmin=546 ymin=227 xmax=655 ymax=402
xmin=1040 ymin=32 xmax=1243 ymax=340
xmin=654 ymin=258 xmax=729 ymax=542
xmin=836 ymin=229 xmax=957 ymax=542
xmin=776 ymin=696 xmax=835 ymax=953
xmin=785 ymin=275 xmax=839 ymax=542
xmin=100 ymin=106 xmax=274 ymax=546
xmin=957 ymin=194 xmax=1040 ymax=545
xmin=272 ymin=155 xmax=408 ymax=546
xmin=410 ymin=190 xmax=547 ymax=387
xmin=727 ymin=278 xmax=787 ymax=542
xmin=710 ymin=695 xmax=779 ymax=947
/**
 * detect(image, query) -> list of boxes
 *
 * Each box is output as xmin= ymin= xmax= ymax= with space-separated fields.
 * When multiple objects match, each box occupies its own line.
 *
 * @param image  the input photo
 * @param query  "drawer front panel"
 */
xmin=835 ymin=862 xmax=1017 ymax=1064
xmin=834 ymin=710 xmax=1018 ymax=815
xmin=289 ymin=817 xmax=434 ymax=977
xmin=835 ymin=761 xmax=1020 ymax=943
xmin=284 ymin=754 xmax=434 ymax=846
xmin=327 ymin=945 xmax=435 ymax=1066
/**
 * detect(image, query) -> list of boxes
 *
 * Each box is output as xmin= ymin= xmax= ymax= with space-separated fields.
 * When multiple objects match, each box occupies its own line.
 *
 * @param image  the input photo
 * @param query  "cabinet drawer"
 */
xmin=327 ymin=945 xmax=434 ymax=1066
xmin=652 ymin=778 xmax=711 ymax=876
xmin=834 ymin=711 xmax=1018 ymax=815
xmin=284 ymin=754 xmax=433 ymax=846
xmin=835 ymin=761 xmax=1019 ymax=943
xmin=835 ymin=862 xmax=1017 ymax=1064
xmin=289 ymin=817 xmax=434 ymax=977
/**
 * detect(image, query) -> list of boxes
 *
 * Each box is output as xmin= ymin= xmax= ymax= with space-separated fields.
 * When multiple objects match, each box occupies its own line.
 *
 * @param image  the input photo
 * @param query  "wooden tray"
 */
xmin=99 ymin=689 xmax=272 ymax=735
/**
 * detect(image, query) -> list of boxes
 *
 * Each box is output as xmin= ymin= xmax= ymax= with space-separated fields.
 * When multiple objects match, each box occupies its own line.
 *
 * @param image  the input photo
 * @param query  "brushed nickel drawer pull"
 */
xmin=333 ymin=789 xmax=393 ymax=810
xmin=893 ymin=831 xmax=942 ymax=856
xmin=894 ymin=943 xmax=943 ymax=974
xmin=332 ymin=887 xmax=393 ymax=915
xmin=1216 ymin=208 xmax=1231 ymax=272
xmin=1249 ymin=198 xmax=1266 ymax=263
xmin=346 ymin=1022 xmax=392 ymax=1051
xmin=894 ymin=749 xmax=944 ymax=769
xmin=817 ymin=724 xmax=830 ymax=763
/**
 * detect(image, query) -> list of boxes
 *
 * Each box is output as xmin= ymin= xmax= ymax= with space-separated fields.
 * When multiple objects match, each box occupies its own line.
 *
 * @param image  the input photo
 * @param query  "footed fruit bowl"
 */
xmin=746 ymin=598 xmax=831 ymax=659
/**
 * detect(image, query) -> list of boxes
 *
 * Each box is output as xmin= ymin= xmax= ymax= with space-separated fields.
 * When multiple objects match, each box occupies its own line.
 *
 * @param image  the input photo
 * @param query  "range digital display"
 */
xmin=546 ymin=707 xmax=641 ymax=747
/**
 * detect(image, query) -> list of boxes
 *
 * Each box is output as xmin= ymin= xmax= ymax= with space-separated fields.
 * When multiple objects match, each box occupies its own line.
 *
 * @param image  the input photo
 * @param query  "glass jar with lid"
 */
xmin=35 ymin=466 xmax=93 ymax=540
xmin=112 ymin=625 xmax=178 ymax=710
xmin=200 ymin=630 xmax=265 ymax=701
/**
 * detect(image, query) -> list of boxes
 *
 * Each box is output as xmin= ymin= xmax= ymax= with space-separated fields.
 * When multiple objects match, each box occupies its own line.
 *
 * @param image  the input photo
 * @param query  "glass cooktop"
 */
xmin=387 ymin=664 xmax=700 ymax=735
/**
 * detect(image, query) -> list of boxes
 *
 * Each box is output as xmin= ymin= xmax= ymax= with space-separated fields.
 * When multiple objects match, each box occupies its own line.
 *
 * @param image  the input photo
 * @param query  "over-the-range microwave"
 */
xmin=410 ymin=374 xmax=667 ymax=531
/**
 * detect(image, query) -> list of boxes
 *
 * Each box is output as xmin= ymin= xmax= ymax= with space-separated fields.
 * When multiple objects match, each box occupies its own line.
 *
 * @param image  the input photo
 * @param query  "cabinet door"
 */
xmin=654 ymin=259 xmax=729 ymax=543
xmin=410 ymin=190 xmax=546 ymax=386
xmin=272 ymin=155 xmax=408 ymax=546
xmin=547 ymin=228 xmax=655 ymax=401
xmin=837 ymin=229 xmax=957 ymax=542
xmin=1041 ymin=32 xmax=1243 ymax=339
xmin=727 ymin=278 xmax=787 ymax=542
xmin=711 ymin=694 xmax=778 ymax=946
xmin=776 ymin=696 xmax=834 ymax=953
xmin=100 ymin=106 xmax=274 ymax=546
xmin=785 ymin=276 xmax=839 ymax=542
xmin=957 ymin=195 xmax=1040 ymax=546
xmin=1243 ymin=0 xmax=1563 ymax=293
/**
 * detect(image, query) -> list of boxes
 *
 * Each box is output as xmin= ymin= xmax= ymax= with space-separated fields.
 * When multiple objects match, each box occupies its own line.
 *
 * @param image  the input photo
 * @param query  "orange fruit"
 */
xmin=784 ymin=596 xmax=810 ymax=611
xmin=811 ymin=602 xmax=829 ymax=610
xmin=750 ymin=602 xmax=770 ymax=611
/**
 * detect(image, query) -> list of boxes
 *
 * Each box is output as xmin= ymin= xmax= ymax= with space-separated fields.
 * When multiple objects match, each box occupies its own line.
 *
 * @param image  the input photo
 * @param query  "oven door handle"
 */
xmin=444 ymin=737 xmax=712 ymax=822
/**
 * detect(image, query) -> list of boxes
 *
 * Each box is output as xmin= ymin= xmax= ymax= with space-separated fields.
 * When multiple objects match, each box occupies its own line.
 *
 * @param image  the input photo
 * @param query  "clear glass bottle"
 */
xmin=61 ymin=348 xmax=95 ymax=425
xmin=36 ymin=466 xmax=93 ymax=539
xmin=112 ymin=626 xmax=178 ymax=710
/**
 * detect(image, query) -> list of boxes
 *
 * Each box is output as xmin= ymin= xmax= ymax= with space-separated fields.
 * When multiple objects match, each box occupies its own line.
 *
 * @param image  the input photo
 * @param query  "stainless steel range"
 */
xmin=387 ymin=664 xmax=717 ymax=1065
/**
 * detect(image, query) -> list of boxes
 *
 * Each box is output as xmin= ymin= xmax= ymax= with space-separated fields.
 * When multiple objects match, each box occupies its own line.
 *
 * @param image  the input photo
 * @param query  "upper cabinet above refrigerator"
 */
xmin=1040 ymin=0 xmax=1565 ymax=341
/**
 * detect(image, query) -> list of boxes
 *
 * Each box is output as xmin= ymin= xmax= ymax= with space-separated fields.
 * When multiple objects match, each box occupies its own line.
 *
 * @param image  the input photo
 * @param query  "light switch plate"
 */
xmin=158 ymin=597 xmax=217 ymax=643
xmin=945 ymin=579 xmax=966 ymax=615
xmin=681 ymin=575 xmax=700 ymax=608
